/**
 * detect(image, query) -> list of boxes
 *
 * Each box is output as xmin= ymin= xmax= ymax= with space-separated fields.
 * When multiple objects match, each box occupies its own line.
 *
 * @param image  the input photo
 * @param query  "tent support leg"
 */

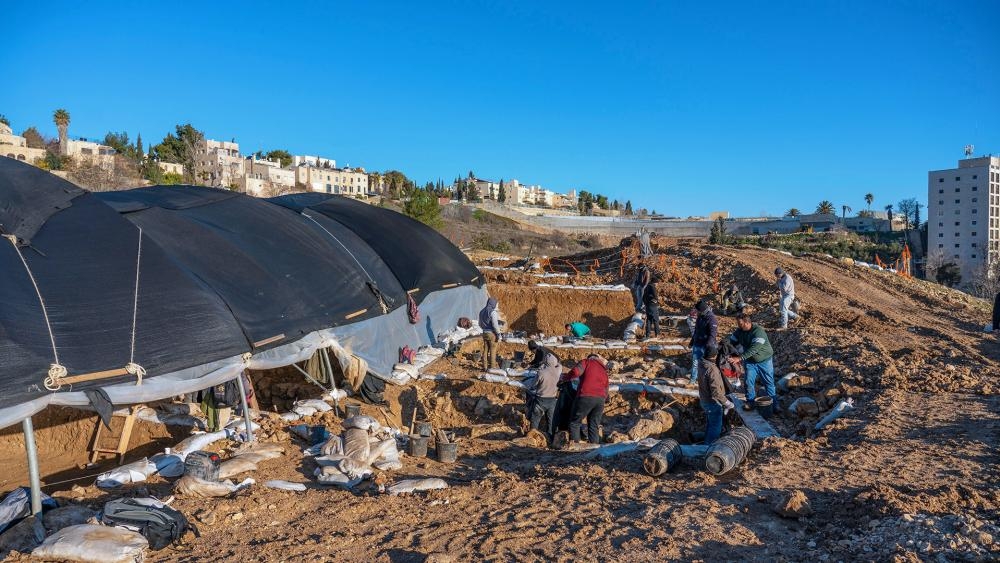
xmin=235 ymin=373 xmax=254 ymax=443
xmin=22 ymin=417 xmax=43 ymax=517
xmin=320 ymin=347 xmax=342 ymax=417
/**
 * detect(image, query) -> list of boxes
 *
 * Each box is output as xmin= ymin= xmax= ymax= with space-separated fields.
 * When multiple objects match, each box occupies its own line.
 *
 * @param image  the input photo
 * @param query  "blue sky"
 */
xmin=2 ymin=1 xmax=998 ymax=217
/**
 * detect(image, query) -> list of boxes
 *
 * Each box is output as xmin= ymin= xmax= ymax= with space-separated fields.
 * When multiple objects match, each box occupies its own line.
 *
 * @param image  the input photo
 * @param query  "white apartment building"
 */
xmin=292 ymin=155 xmax=336 ymax=169
xmin=928 ymin=156 xmax=1000 ymax=283
xmin=194 ymin=139 xmax=244 ymax=188
xmin=296 ymin=165 xmax=369 ymax=196
xmin=0 ymin=123 xmax=47 ymax=164
xmin=157 ymin=161 xmax=185 ymax=176
xmin=240 ymin=155 xmax=296 ymax=196
xmin=64 ymin=138 xmax=116 ymax=167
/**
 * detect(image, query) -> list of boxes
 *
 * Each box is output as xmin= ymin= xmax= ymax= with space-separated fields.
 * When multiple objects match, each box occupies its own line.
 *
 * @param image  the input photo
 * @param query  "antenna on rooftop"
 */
xmin=965 ymin=144 xmax=974 ymax=158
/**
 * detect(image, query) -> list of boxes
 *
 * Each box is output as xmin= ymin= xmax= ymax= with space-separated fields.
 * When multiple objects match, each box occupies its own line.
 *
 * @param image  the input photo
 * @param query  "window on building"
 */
xmin=956 ymin=222 xmax=960 ymax=226
xmin=955 ymin=255 xmax=960 ymax=259
xmin=956 ymin=200 xmax=961 ymax=204
xmin=939 ymin=233 xmax=944 ymax=237
xmin=939 ymin=222 xmax=944 ymax=227
xmin=939 ymin=244 xmax=944 ymax=248
xmin=974 ymin=198 xmax=978 ymax=202
xmin=973 ymin=232 xmax=978 ymax=236
xmin=956 ymin=176 xmax=961 ymax=181
xmin=956 ymin=188 xmax=961 ymax=192
xmin=973 ymin=186 xmax=978 ymax=191
xmin=973 ymin=175 xmax=977 ymax=179
xmin=955 ymin=233 xmax=960 ymax=237
xmin=973 ymin=243 xmax=978 ymax=248
xmin=939 ymin=200 xmax=944 ymax=205
xmin=973 ymin=209 xmax=978 ymax=214
xmin=972 ymin=254 xmax=977 ymax=259
xmin=939 ymin=178 xmax=944 ymax=183
xmin=972 ymin=221 xmax=977 ymax=225
xmin=955 ymin=244 xmax=960 ymax=248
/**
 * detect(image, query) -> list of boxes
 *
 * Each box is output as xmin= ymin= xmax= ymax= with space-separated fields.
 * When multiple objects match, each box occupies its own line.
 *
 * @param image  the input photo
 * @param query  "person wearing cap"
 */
xmin=566 ymin=354 xmax=610 ymax=444
xmin=565 ymin=321 xmax=591 ymax=339
xmin=527 ymin=340 xmax=559 ymax=369
xmin=775 ymin=267 xmax=798 ymax=329
xmin=479 ymin=297 xmax=503 ymax=371
xmin=729 ymin=312 xmax=778 ymax=411
xmin=689 ymin=299 xmax=718 ymax=383
xmin=698 ymin=346 xmax=733 ymax=443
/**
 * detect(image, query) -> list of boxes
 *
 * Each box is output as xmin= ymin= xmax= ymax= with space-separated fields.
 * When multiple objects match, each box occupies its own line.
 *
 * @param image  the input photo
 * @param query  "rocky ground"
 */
xmin=2 ymin=240 xmax=998 ymax=562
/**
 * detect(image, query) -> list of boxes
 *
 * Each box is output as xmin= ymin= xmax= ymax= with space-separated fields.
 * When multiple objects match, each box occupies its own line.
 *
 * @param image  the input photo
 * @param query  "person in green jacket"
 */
xmin=565 ymin=321 xmax=591 ymax=338
xmin=728 ymin=312 xmax=778 ymax=411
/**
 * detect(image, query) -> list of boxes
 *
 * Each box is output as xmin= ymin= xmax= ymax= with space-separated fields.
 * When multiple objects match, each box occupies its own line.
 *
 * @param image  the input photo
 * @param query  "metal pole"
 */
xmin=320 ymin=347 xmax=342 ymax=417
xmin=22 ymin=417 xmax=42 ymax=517
xmin=234 ymin=373 xmax=254 ymax=442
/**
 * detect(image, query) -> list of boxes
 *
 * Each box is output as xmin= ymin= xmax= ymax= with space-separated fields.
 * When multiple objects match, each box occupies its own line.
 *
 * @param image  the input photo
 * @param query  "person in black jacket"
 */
xmin=689 ymin=299 xmax=717 ymax=383
xmin=643 ymin=282 xmax=661 ymax=339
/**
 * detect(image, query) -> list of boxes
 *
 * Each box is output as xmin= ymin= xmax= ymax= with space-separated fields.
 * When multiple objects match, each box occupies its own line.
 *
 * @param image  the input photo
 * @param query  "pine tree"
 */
xmin=625 ymin=200 xmax=633 ymax=216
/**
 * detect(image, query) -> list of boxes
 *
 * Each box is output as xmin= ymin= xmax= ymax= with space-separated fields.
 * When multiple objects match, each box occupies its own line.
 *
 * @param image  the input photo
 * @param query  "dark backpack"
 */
xmin=101 ymin=497 xmax=192 ymax=550
xmin=209 ymin=378 xmax=242 ymax=408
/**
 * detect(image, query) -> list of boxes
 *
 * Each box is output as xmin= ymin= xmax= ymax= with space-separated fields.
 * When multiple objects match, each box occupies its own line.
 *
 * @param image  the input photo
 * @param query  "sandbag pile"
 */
xmin=313 ymin=416 xmax=403 ymax=488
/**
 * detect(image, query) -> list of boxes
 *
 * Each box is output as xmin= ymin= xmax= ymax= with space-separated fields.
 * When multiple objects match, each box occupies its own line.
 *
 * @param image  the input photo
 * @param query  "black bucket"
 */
xmin=437 ymin=442 xmax=458 ymax=463
xmin=415 ymin=421 xmax=433 ymax=437
xmin=345 ymin=403 xmax=361 ymax=418
xmin=408 ymin=435 xmax=429 ymax=457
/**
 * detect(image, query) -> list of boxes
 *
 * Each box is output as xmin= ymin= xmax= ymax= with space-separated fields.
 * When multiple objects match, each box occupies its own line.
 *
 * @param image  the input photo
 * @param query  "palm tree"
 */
xmin=864 ymin=193 xmax=874 ymax=211
xmin=841 ymin=204 xmax=852 ymax=222
xmin=885 ymin=204 xmax=893 ymax=232
xmin=816 ymin=200 xmax=835 ymax=215
xmin=52 ymin=109 xmax=70 ymax=155
xmin=786 ymin=208 xmax=800 ymax=217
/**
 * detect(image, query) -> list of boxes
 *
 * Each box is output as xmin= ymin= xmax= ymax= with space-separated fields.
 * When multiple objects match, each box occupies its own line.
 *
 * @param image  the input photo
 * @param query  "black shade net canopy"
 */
xmin=0 ymin=157 xmax=482 ymax=420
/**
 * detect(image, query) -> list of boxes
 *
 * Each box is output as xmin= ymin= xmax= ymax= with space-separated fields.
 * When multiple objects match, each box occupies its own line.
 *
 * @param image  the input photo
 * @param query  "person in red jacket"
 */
xmin=566 ymin=354 xmax=610 ymax=444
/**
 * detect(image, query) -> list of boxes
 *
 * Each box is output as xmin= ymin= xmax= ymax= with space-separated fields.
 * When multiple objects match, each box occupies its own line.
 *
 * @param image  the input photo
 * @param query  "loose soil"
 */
xmin=2 ymin=240 xmax=998 ymax=562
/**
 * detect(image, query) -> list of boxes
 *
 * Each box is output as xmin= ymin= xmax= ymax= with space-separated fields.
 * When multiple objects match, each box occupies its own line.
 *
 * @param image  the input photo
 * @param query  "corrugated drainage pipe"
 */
xmin=643 ymin=438 xmax=682 ymax=476
xmin=705 ymin=426 xmax=756 ymax=475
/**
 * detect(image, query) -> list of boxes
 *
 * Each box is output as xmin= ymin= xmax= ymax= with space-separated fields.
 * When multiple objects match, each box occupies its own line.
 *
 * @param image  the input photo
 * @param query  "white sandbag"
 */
xmin=294 ymin=399 xmax=333 ymax=413
xmin=372 ymin=438 xmax=403 ymax=471
xmin=480 ymin=373 xmax=509 ymax=384
xmin=31 ymin=524 xmax=148 ymax=563
xmin=417 ymin=346 xmax=444 ymax=358
xmin=218 ymin=457 xmax=259 ymax=479
xmin=174 ymin=476 xmax=254 ymax=498
xmin=292 ymin=405 xmax=318 ymax=417
xmin=231 ymin=450 xmax=281 ymax=464
xmin=224 ymin=417 xmax=260 ymax=432
xmin=134 ymin=407 xmax=206 ymax=430
xmin=280 ymin=412 xmax=302 ymax=422
xmin=264 ymin=480 xmax=306 ymax=492
xmin=243 ymin=441 xmax=285 ymax=455
xmin=387 ymin=478 xmax=448 ymax=495
xmin=155 ymin=403 xmax=201 ymax=416
xmin=95 ymin=458 xmax=156 ymax=489
xmin=342 ymin=415 xmax=379 ymax=431
xmin=313 ymin=455 xmax=349 ymax=467
xmin=43 ymin=505 xmax=98 ymax=534
xmin=788 ymin=397 xmax=820 ymax=417
xmin=583 ymin=442 xmax=639 ymax=459
xmin=623 ymin=313 xmax=645 ymax=342
xmin=342 ymin=428 xmax=371 ymax=462
xmin=392 ymin=363 xmax=419 ymax=378
xmin=172 ymin=430 xmax=231 ymax=459
xmin=314 ymin=466 xmax=363 ymax=488
xmin=418 ymin=373 xmax=448 ymax=381
xmin=322 ymin=389 xmax=349 ymax=402
xmin=814 ymin=398 xmax=855 ymax=431
xmin=320 ymin=435 xmax=344 ymax=457
xmin=336 ymin=458 xmax=373 ymax=480
xmin=149 ymin=453 xmax=185 ymax=478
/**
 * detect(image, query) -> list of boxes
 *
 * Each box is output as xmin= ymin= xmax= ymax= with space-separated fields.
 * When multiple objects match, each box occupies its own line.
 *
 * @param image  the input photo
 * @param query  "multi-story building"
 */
xmin=239 ymin=155 xmax=296 ymax=196
xmin=368 ymin=172 xmax=386 ymax=196
xmin=194 ymin=139 xmax=244 ymax=188
xmin=928 ymin=155 xmax=1000 ymax=283
xmin=64 ymin=138 xmax=116 ymax=167
xmin=296 ymin=165 xmax=369 ymax=196
xmin=292 ymin=155 xmax=336 ymax=169
xmin=0 ymin=123 xmax=47 ymax=164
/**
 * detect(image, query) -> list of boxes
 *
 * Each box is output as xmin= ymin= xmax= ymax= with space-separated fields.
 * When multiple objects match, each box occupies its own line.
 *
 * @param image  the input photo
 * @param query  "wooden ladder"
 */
xmin=89 ymin=406 xmax=139 ymax=465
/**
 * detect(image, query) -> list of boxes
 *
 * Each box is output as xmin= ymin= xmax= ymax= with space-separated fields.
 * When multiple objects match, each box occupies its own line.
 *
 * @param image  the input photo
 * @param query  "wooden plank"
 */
xmin=728 ymin=394 xmax=781 ymax=439
xmin=61 ymin=367 xmax=130 ymax=386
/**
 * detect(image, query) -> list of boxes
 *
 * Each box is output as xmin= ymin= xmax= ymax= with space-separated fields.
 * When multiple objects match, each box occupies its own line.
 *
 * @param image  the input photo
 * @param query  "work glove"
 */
xmin=723 ymin=400 xmax=735 ymax=413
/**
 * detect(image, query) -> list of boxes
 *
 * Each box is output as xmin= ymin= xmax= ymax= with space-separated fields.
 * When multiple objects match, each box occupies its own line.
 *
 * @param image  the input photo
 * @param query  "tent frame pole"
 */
xmin=235 ymin=373 xmax=254 ymax=442
xmin=22 ymin=417 xmax=43 ymax=516
xmin=320 ymin=347 xmax=342 ymax=417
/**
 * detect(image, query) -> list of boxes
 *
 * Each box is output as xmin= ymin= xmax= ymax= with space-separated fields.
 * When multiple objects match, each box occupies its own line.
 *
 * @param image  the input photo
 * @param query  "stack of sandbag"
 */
xmin=217 ymin=442 xmax=285 ymax=479
xmin=314 ymin=416 xmax=403 ymax=488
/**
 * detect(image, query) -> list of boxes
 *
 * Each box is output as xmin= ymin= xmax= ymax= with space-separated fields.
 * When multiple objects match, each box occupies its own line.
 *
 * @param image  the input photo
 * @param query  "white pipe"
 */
xmin=22 ymin=417 xmax=42 ymax=516
xmin=234 ymin=373 xmax=254 ymax=442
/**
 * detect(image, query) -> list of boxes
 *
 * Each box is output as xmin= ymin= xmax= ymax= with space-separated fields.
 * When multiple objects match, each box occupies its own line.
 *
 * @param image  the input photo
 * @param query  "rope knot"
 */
xmin=125 ymin=362 xmax=146 ymax=385
xmin=241 ymin=352 xmax=253 ymax=364
xmin=2 ymin=234 xmax=18 ymax=245
xmin=43 ymin=363 xmax=68 ymax=391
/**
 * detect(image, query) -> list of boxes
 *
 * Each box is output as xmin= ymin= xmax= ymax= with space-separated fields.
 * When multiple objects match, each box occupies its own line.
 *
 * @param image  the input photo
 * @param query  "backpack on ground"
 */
xmin=101 ymin=497 xmax=192 ymax=550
